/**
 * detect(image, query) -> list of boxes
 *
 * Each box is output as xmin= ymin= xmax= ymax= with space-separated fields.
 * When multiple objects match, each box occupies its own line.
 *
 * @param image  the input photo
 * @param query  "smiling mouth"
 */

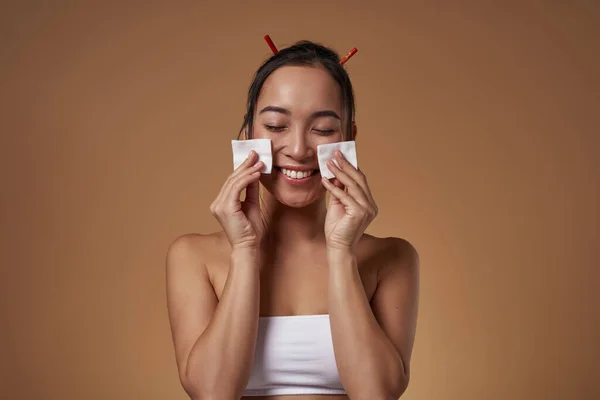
xmin=275 ymin=167 xmax=319 ymax=180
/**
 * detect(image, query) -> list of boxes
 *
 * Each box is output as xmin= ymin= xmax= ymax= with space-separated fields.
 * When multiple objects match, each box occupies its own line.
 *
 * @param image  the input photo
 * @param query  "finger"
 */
xmin=328 ymin=178 xmax=345 ymax=207
xmin=325 ymin=178 xmax=343 ymax=208
xmin=332 ymin=178 xmax=344 ymax=190
xmin=215 ymin=151 xmax=259 ymax=203
xmin=233 ymin=150 xmax=260 ymax=175
xmin=215 ymin=160 xmax=263 ymax=211
xmin=322 ymin=177 xmax=361 ymax=210
xmin=334 ymin=151 xmax=376 ymax=204
xmin=244 ymin=177 xmax=260 ymax=205
xmin=221 ymin=159 xmax=263 ymax=199
xmin=327 ymin=159 xmax=371 ymax=207
xmin=225 ymin=170 xmax=261 ymax=209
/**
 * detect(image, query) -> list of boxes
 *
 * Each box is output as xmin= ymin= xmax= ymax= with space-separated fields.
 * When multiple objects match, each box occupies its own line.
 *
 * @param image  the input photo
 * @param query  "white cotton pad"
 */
xmin=231 ymin=139 xmax=272 ymax=174
xmin=317 ymin=141 xmax=358 ymax=179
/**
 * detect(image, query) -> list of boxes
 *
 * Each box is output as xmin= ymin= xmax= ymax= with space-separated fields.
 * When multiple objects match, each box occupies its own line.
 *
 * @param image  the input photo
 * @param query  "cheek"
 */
xmin=310 ymin=132 xmax=343 ymax=149
xmin=252 ymin=126 xmax=343 ymax=155
xmin=251 ymin=129 xmax=268 ymax=140
xmin=249 ymin=121 xmax=269 ymax=139
xmin=319 ymin=132 xmax=343 ymax=143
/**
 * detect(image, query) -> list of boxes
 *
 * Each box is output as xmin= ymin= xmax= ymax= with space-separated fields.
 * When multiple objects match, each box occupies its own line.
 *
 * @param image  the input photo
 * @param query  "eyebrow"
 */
xmin=259 ymin=106 xmax=341 ymax=120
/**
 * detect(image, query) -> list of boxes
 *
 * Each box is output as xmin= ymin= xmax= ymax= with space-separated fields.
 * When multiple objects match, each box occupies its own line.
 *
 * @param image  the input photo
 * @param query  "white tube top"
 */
xmin=243 ymin=314 xmax=346 ymax=397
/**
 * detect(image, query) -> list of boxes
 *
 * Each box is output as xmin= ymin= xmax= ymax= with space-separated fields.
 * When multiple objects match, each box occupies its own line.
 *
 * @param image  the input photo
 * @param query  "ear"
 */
xmin=239 ymin=113 xmax=250 ymax=140
xmin=240 ymin=124 xmax=249 ymax=140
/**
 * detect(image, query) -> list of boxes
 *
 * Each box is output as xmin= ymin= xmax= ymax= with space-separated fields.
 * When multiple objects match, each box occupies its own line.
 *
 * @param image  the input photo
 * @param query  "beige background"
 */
xmin=1 ymin=1 xmax=598 ymax=399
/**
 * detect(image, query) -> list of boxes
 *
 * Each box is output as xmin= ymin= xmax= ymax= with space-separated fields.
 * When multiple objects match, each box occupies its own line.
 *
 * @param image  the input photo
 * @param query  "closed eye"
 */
xmin=265 ymin=125 xmax=286 ymax=132
xmin=314 ymin=129 xmax=335 ymax=136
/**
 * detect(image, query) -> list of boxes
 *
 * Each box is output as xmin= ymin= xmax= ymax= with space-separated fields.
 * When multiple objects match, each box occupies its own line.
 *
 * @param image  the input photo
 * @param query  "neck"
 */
xmin=261 ymin=190 xmax=327 ymax=247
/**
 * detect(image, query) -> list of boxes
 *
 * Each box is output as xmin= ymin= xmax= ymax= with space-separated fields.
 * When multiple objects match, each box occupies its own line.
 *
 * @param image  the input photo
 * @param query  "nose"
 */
xmin=282 ymin=127 xmax=314 ymax=161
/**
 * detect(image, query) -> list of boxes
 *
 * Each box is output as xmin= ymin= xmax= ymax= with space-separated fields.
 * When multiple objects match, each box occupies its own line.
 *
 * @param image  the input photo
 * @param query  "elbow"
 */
xmin=389 ymin=372 xmax=410 ymax=399
xmin=178 ymin=371 xmax=200 ymax=399
xmin=353 ymin=373 xmax=410 ymax=400
xmin=179 ymin=371 xmax=240 ymax=400
xmin=376 ymin=372 xmax=410 ymax=400
xmin=387 ymin=354 xmax=410 ymax=398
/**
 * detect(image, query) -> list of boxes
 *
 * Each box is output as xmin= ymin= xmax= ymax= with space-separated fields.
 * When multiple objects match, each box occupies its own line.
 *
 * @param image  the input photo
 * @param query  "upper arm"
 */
xmin=165 ymin=234 xmax=219 ymax=381
xmin=370 ymin=238 xmax=420 ymax=376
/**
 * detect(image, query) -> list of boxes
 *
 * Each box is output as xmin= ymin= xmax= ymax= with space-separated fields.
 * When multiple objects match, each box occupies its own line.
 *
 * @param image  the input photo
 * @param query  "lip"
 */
xmin=276 ymin=165 xmax=318 ymax=172
xmin=275 ymin=167 xmax=320 ymax=185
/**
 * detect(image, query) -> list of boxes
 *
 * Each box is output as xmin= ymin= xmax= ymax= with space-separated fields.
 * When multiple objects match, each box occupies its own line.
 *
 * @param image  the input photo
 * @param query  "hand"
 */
xmin=210 ymin=151 xmax=265 ymax=249
xmin=321 ymin=150 xmax=378 ymax=251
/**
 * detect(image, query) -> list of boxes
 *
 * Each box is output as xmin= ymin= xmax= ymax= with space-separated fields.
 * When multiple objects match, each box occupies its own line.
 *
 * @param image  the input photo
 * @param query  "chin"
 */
xmin=275 ymin=193 xmax=321 ymax=208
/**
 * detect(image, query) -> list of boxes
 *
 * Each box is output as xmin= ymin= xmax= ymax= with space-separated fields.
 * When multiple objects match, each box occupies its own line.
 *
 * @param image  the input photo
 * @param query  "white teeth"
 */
xmin=280 ymin=168 xmax=313 ymax=179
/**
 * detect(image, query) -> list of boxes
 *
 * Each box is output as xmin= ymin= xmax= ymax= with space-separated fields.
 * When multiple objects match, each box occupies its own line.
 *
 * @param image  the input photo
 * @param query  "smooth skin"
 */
xmin=166 ymin=65 xmax=420 ymax=400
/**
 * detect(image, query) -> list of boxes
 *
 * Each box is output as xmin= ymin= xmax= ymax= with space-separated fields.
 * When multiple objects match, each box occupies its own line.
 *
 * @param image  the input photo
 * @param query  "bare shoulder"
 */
xmin=359 ymin=234 xmax=420 ymax=278
xmin=166 ymin=231 xmax=229 ymax=263
xmin=166 ymin=232 xmax=231 ymax=285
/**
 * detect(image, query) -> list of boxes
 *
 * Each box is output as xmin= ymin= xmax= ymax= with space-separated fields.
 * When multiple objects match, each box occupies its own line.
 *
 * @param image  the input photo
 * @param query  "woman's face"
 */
xmin=252 ymin=65 xmax=347 ymax=208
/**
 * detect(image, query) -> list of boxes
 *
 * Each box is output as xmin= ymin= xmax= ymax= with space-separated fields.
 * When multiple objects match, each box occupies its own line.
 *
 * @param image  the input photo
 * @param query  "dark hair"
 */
xmin=239 ymin=40 xmax=356 ymax=140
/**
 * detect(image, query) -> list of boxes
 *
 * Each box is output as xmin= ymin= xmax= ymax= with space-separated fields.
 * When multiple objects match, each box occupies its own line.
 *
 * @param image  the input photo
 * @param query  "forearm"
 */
xmin=185 ymin=247 xmax=261 ymax=399
xmin=328 ymin=249 xmax=408 ymax=399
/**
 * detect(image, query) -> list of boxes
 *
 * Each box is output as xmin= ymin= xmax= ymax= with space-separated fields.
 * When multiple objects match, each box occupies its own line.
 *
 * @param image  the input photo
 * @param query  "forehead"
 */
xmin=257 ymin=65 xmax=342 ymax=114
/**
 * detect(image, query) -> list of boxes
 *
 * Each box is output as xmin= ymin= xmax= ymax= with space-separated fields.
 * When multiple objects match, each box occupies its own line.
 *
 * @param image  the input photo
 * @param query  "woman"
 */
xmin=166 ymin=40 xmax=420 ymax=400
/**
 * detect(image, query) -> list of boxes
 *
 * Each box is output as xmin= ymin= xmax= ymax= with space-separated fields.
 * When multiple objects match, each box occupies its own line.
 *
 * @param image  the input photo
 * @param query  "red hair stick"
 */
xmin=339 ymin=47 xmax=358 ymax=65
xmin=264 ymin=35 xmax=278 ymax=54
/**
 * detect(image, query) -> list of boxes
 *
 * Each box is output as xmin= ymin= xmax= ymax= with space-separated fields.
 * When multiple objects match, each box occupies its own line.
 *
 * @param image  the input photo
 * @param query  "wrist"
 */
xmin=230 ymin=245 xmax=262 ymax=265
xmin=327 ymin=246 xmax=357 ymax=265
